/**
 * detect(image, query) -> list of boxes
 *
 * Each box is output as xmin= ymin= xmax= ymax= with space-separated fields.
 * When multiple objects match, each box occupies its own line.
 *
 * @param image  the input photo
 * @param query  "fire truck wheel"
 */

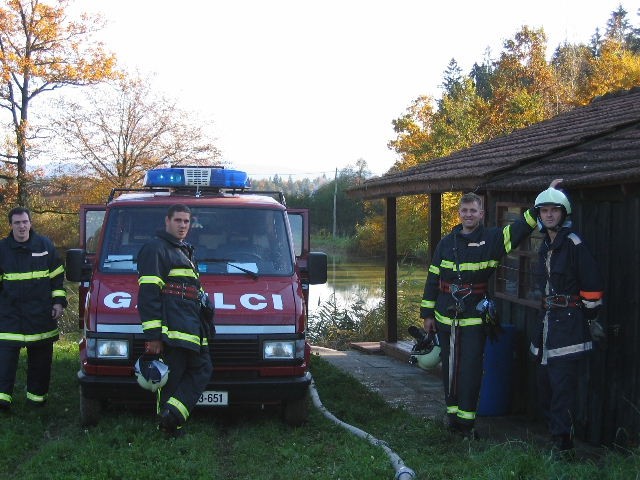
xmin=79 ymin=388 xmax=102 ymax=427
xmin=283 ymin=394 xmax=309 ymax=427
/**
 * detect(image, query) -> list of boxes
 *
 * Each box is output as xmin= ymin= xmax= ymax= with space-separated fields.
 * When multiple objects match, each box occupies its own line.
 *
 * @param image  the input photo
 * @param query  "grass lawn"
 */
xmin=0 ymin=337 xmax=638 ymax=479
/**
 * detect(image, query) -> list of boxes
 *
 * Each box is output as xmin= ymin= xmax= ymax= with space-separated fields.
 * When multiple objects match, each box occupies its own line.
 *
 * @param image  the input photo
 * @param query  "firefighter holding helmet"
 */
xmin=420 ymin=188 xmax=540 ymax=438
xmin=531 ymin=180 xmax=605 ymax=454
xmin=137 ymin=204 xmax=214 ymax=438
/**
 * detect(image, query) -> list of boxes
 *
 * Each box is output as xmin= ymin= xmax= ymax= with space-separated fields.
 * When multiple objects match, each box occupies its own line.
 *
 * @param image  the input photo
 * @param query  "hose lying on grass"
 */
xmin=309 ymin=377 xmax=416 ymax=480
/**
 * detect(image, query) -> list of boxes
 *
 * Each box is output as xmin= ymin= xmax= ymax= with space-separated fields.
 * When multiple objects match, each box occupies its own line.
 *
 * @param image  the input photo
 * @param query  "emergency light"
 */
xmin=143 ymin=167 xmax=250 ymax=189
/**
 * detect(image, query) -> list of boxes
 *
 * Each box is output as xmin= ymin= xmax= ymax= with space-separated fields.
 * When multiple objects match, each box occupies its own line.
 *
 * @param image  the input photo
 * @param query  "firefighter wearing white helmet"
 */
xmin=529 ymin=179 xmax=605 ymax=455
xmin=534 ymin=185 xmax=572 ymax=231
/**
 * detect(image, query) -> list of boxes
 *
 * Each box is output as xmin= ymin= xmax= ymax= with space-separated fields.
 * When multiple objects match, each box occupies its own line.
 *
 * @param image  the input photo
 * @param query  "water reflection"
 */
xmin=308 ymin=259 xmax=426 ymax=315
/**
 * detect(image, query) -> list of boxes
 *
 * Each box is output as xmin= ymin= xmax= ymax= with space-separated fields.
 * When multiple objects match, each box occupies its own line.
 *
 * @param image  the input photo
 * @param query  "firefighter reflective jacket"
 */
xmin=137 ymin=230 xmax=208 ymax=352
xmin=420 ymin=209 xmax=537 ymax=327
xmin=529 ymin=227 xmax=604 ymax=364
xmin=0 ymin=231 xmax=67 ymax=346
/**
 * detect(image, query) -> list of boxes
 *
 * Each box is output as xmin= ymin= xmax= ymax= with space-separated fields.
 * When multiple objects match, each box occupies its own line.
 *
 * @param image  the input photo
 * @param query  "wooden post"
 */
xmin=385 ymin=196 xmax=398 ymax=342
xmin=429 ymin=193 xmax=442 ymax=260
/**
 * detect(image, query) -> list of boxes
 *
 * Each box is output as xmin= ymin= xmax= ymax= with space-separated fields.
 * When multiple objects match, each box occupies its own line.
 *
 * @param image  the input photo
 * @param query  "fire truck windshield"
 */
xmin=98 ymin=206 xmax=294 ymax=276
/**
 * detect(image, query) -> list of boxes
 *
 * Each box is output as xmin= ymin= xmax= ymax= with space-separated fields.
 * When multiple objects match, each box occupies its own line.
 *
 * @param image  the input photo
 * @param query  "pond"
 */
xmin=307 ymin=258 xmax=427 ymax=315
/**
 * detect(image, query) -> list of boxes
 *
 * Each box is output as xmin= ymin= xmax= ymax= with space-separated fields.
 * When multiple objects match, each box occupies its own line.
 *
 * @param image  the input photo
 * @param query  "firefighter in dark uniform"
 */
xmin=530 ymin=184 xmax=604 ymax=453
xmin=137 ymin=204 xmax=213 ymax=437
xmin=420 ymin=191 xmax=539 ymax=437
xmin=0 ymin=207 xmax=67 ymax=411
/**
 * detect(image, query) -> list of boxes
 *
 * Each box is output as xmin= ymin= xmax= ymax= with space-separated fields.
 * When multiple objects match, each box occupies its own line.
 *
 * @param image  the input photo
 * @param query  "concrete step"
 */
xmin=349 ymin=341 xmax=383 ymax=354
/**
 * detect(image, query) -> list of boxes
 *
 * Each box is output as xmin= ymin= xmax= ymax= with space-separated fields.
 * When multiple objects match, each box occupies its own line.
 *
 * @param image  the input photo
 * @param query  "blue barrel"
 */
xmin=477 ymin=324 xmax=516 ymax=416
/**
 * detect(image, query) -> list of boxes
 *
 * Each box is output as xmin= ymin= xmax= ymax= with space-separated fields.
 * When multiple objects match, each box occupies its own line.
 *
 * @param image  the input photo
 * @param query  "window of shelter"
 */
xmin=494 ymin=203 xmax=544 ymax=308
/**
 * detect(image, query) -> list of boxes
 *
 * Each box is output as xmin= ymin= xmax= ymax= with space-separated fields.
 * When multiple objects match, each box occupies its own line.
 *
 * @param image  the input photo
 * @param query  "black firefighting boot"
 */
xmin=447 ymin=417 xmax=479 ymax=440
xmin=158 ymin=408 xmax=184 ymax=439
xmin=551 ymin=434 xmax=575 ymax=460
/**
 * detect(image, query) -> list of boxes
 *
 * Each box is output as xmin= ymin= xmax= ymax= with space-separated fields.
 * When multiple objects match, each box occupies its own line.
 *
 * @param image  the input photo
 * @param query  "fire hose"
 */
xmin=309 ymin=377 xmax=417 ymax=480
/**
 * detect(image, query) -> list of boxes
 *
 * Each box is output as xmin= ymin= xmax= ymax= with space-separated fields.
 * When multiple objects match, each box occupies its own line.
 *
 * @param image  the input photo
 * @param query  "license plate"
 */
xmin=197 ymin=391 xmax=228 ymax=406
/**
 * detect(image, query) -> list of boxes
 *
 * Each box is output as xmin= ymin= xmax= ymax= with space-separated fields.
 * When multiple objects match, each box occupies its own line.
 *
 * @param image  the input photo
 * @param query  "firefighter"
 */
xmin=137 ymin=204 xmax=213 ymax=438
xmin=531 ymin=183 xmax=604 ymax=454
xmin=420 ymin=189 xmax=541 ymax=437
xmin=0 ymin=207 xmax=67 ymax=411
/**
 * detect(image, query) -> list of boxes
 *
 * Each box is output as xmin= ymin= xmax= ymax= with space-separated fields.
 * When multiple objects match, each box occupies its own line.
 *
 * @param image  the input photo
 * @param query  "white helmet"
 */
xmin=413 ymin=345 xmax=442 ymax=370
xmin=408 ymin=326 xmax=441 ymax=370
xmin=535 ymin=187 xmax=572 ymax=231
xmin=135 ymin=357 xmax=169 ymax=392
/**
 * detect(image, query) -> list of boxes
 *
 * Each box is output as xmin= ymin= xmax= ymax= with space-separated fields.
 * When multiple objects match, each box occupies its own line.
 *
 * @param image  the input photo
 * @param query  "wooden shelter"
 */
xmin=349 ymin=87 xmax=640 ymax=446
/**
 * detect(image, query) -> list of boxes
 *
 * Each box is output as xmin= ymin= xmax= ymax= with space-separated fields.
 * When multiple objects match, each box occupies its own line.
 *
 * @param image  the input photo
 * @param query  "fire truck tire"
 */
xmin=79 ymin=388 xmax=102 ymax=427
xmin=283 ymin=394 xmax=309 ymax=426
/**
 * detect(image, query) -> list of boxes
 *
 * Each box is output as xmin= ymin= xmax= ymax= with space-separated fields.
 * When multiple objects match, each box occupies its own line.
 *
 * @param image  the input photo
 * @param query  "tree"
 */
xmin=470 ymin=48 xmax=494 ymax=101
xmin=487 ymin=26 xmax=563 ymax=136
xmin=388 ymin=95 xmax=437 ymax=170
xmin=578 ymin=37 xmax=640 ymax=102
xmin=429 ymin=77 xmax=490 ymax=157
xmin=551 ymin=42 xmax=593 ymax=106
xmin=605 ymin=5 xmax=637 ymax=50
xmin=0 ymin=0 xmax=117 ymax=205
xmin=53 ymin=73 xmax=222 ymax=188
xmin=441 ymin=58 xmax=464 ymax=98
xmin=577 ymin=8 xmax=640 ymax=103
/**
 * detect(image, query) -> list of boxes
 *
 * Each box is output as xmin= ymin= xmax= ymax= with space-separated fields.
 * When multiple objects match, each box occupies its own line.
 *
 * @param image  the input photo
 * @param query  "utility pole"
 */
xmin=332 ymin=168 xmax=337 ymax=238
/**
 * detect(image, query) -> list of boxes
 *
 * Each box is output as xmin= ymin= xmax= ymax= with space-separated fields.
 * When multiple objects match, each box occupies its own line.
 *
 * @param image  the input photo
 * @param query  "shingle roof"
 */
xmin=350 ymin=87 xmax=640 ymax=199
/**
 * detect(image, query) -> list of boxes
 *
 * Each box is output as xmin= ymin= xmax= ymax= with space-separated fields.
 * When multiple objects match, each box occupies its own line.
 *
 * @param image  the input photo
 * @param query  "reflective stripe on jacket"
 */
xmin=137 ymin=230 xmax=206 ymax=352
xmin=0 ymin=231 xmax=66 ymax=346
xmin=420 ymin=208 xmax=537 ymax=327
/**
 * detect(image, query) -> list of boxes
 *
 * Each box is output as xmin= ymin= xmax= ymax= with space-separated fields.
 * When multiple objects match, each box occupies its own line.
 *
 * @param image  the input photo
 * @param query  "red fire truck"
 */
xmin=66 ymin=166 xmax=327 ymax=426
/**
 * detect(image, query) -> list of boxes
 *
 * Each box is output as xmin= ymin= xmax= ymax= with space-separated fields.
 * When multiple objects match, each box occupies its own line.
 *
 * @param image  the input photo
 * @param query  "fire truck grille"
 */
xmin=209 ymin=339 xmax=260 ymax=364
xmin=133 ymin=339 xmax=260 ymax=365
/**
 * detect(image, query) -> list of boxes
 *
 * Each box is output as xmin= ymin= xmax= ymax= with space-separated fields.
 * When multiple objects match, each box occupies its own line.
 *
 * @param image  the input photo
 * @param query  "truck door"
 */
xmin=286 ymin=209 xmax=309 ymax=259
xmin=77 ymin=205 xmax=106 ymax=321
xmin=287 ymin=209 xmax=310 ymax=312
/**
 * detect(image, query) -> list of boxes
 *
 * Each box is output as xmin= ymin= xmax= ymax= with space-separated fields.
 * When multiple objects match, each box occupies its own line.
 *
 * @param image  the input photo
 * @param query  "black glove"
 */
xmin=199 ymin=292 xmax=215 ymax=336
xmin=589 ymin=319 xmax=606 ymax=342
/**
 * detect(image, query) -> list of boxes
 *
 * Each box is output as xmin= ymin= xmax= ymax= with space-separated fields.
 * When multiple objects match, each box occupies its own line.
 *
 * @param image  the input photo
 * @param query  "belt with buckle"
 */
xmin=163 ymin=283 xmax=200 ymax=302
xmin=439 ymin=281 xmax=488 ymax=295
xmin=542 ymin=294 xmax=581 ymax=309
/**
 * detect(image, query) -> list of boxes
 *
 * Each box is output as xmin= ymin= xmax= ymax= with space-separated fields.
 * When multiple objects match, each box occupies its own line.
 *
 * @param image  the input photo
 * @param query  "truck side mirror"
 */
xmin=307 ymin=252 xmax=327 ymax=285
xmin=66 ymin=248 xmax=89 ymax=282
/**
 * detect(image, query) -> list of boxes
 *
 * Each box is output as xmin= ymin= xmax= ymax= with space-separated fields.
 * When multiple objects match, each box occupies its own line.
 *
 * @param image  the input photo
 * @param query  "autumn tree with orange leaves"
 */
xmin=0 ymin=0 xmax=117 ymax=206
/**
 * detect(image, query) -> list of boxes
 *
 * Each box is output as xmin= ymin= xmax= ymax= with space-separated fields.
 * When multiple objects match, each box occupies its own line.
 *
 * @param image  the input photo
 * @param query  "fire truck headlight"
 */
xmin=263 ymin=341 xmax=295 ymax=360
xmin=88 ymin=339 xmax=130 ymax=359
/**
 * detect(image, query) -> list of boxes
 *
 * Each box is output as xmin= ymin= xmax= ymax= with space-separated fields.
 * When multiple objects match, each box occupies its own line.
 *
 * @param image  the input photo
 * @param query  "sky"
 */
xmin=75 ymin=0 xmax=638 ymax=180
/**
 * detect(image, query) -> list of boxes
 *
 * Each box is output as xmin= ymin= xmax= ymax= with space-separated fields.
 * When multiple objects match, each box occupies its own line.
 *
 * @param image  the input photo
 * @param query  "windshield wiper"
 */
xmin=103 ymin=256 xmax=136 ymax=264
xmin=201 ymin=258 xmax=259 ymax=280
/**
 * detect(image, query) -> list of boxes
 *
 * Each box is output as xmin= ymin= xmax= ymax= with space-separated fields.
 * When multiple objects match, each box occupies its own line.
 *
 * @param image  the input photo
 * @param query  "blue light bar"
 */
xmin=144 ymin=167 xmax=251 ymax=189
xmin=144 ymin=168 xmax=185 ymax=187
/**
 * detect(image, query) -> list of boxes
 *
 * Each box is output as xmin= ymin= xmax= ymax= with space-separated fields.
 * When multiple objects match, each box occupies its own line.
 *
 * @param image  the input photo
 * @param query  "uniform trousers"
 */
xmin=536 ymin=358 xmax=580 ymax=437
xmin=0 ymin=342 xmax=54 ymax=406
xmin=438 ymin=323 xmax=486 ymax=429
xmin=159 ymin=343 xmax=213 ymax=425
